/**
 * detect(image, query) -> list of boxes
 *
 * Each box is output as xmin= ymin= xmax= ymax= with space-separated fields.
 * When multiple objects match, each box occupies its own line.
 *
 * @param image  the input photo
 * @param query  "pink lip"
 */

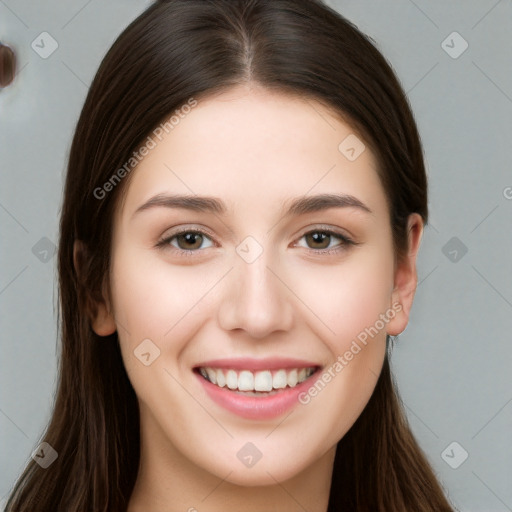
xmin=194 ymin=361 xmax=321 ymax=421
xmin=194 ymin=357 xmax=319 ymax=371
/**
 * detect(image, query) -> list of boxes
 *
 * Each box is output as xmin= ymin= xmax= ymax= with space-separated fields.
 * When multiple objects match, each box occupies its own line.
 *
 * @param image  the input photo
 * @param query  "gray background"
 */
xmin=1 ymin=0 xmax=511 ymax=510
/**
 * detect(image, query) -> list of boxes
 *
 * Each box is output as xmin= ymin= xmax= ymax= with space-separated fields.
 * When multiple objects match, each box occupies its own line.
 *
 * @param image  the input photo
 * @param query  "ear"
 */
xmin=386 ymin=213 xmax=424 ymax=337
xmin=73 ymin=240 xmax=117 ymax=337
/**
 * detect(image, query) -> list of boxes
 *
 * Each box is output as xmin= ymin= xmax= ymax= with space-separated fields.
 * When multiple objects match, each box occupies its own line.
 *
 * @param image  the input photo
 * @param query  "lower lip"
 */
xmin=195 ymin=369 xmax=319 ymax=420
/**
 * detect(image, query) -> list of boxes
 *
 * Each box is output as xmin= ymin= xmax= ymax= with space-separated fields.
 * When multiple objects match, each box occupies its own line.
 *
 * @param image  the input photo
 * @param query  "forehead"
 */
xmin=117 ymin=85 xmax=387 ymax=222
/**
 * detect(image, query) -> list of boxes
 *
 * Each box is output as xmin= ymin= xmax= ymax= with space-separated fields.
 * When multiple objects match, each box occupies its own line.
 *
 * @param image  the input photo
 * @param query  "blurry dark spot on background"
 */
xmin=0 ymin=43 xmax=16 ymax=87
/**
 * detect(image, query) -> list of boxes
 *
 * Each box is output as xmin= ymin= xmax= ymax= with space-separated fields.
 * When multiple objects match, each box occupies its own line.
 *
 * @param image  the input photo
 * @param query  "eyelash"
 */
xmin=155 ymin=226 xmax=357 ymax=257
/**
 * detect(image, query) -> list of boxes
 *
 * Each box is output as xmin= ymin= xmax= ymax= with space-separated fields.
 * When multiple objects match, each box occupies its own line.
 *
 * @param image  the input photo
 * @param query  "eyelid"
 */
xmin=295 ymin=223 xmax=355 ymax=242
xmin=292 ymin=226 xmax=356 ymax=254
xmin=156 ymin=224 xmax=357 ymax=256
xmin=156 ymin=225 xmax=217 ymax=251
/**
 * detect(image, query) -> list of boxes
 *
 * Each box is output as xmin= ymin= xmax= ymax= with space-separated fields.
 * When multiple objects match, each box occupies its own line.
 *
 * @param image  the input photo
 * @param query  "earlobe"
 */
xmin=386 ymin=213 xmax=424 ymax=337
xmin=73 ymin=240 xmax=117 ymax=337
xmin=90 ymin=302 xmax=117 ymax=336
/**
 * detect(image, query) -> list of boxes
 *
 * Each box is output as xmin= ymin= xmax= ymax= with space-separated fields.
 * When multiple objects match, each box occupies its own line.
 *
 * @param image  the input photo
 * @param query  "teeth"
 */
xmin=287 ymin=369 xmax=298 ymax=387
xmin=226 ymin=369 xmax=238 ymax=390
xmin=206 ymin=368 xmax=217 ymax=385
xmin=254 ymin=370 xmax=272 ymax=392
xmin=216 ymin=369 xmax=226 ymax=387
xmin=238 ymin=370 xmax=254 ymax=391
xmin=198 ymin=366 xmax=316 ymax=392
xmin=273 ymin=369 xmax=287 ymax=389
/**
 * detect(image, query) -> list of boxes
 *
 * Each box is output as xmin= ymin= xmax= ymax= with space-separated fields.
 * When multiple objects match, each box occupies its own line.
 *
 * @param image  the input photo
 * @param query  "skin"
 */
xmin=83 ymin=83 xmax=423 ymax=512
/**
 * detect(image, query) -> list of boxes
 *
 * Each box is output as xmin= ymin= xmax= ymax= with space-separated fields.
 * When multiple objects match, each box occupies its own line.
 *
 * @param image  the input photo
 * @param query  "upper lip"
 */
xmin=194 ymin=357 xmax=321 ymax=372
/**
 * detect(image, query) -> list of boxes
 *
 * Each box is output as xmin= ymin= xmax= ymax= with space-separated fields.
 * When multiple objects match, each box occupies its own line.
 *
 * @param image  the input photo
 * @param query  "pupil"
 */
xmin=179 ymin=233 xmax=202 ymax=249
xmin=308 ymin=232 xmax=329 ymax=249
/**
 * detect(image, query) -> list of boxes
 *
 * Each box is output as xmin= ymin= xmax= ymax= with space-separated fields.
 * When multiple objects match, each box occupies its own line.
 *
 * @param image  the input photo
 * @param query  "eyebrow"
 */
xmin=132 ymin=192 xmax=373 ymax=219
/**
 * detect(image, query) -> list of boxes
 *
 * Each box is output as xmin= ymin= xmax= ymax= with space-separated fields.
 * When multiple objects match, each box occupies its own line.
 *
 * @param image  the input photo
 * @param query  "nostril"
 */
xmin=0 ymin=42 xmax=16 ymax=88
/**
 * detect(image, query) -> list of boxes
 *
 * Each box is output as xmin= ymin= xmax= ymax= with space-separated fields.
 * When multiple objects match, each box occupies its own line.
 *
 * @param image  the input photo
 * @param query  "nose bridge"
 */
xmin=217 ymin=234 xmax=293 ymax=338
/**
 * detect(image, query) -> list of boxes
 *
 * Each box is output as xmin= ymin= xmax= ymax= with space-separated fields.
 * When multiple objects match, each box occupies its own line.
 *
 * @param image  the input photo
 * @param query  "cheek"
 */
xmin=290 ymin=241 xmax=394 ymax=441
xmin=108 ymin=251 xmax=211 ymax=412
xmin=288 ymin=243 xmax=395 ymax=353
xmin=109 ymin=249 xmax=224 ymax=371
xmin=111 ymin=250 xmax=201 ymax=337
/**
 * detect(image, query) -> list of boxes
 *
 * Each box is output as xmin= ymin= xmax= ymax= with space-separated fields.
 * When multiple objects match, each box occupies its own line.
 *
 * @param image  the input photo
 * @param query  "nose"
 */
xmin=217 ymin=244 xmax=294 ymax=339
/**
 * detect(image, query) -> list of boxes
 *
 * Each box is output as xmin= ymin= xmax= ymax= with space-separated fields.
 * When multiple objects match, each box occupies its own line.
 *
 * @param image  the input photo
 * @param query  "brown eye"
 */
xmin=175 ymin=232 xmax=205 ymax=250
xmin=156 ymin=229 xmax=215 ymax=254
xmin=305 ymin=231 xmax=332 ymax=249
xmin=296 ymin=229 xmax=355 ymax=254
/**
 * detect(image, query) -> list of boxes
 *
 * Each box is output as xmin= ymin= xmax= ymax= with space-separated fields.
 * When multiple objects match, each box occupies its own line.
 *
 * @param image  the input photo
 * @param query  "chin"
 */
xmin=223 ymin=464 xmax=302 ymax=488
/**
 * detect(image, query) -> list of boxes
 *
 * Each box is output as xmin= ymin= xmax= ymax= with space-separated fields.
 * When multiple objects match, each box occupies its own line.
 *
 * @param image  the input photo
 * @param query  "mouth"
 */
xmin=195 ymin=366 xmax=317 ymax=396
xmin=193 ymin=358 xmax=322 ymax=420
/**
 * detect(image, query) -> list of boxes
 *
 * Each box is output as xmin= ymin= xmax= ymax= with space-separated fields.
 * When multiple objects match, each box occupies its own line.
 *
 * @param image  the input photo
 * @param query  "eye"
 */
xmin=295 ymin=228 xmax=355 ymax=254
xmin=156 ymin=226 xmax=356 ymax=257
xmin=156 ymin=228 xmax=214 ymax=254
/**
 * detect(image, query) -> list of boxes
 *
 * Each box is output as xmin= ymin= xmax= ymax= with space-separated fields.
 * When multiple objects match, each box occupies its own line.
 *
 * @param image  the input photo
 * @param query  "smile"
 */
xmin=193 ymin=358 xmax=321 ymax=420
xmin=198 ymin=367 xmax=316 ymax=395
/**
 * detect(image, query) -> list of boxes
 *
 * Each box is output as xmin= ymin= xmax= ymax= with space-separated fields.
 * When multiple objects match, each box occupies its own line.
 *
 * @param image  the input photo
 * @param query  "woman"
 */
xmin=6 ymin=0 xmax=457 ymax=510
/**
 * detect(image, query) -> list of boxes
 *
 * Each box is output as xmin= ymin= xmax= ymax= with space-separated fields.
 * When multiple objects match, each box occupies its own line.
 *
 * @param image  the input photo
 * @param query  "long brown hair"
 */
xmin=6 ymin=1 xmax=456 ymax=510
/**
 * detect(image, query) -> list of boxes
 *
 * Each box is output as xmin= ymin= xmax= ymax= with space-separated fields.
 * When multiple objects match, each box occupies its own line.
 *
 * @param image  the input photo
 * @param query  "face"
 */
xmin=93 ymin=84 xmax=421 ymax=486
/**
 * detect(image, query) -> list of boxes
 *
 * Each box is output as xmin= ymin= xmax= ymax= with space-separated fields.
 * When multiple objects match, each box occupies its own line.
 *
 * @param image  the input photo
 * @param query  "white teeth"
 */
xmin=287 ymin=369 xmax=298 ymax=387
xmin=254 ymin=370 xmax=273 ymax=392
xmin=206 ymin=368 xmax=217 ymax=385
xmin=226 ymin=369 xmax=238 ymax=390
xmin=272 ymin=369 xmax=287 ymax=389
xmin=199 ymin=366 xmax=316 ymax=392
xmin=238 ymin=370 xmax=254 ymax=391
xmin=216 ymin=369 xmax=226 ymax=387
